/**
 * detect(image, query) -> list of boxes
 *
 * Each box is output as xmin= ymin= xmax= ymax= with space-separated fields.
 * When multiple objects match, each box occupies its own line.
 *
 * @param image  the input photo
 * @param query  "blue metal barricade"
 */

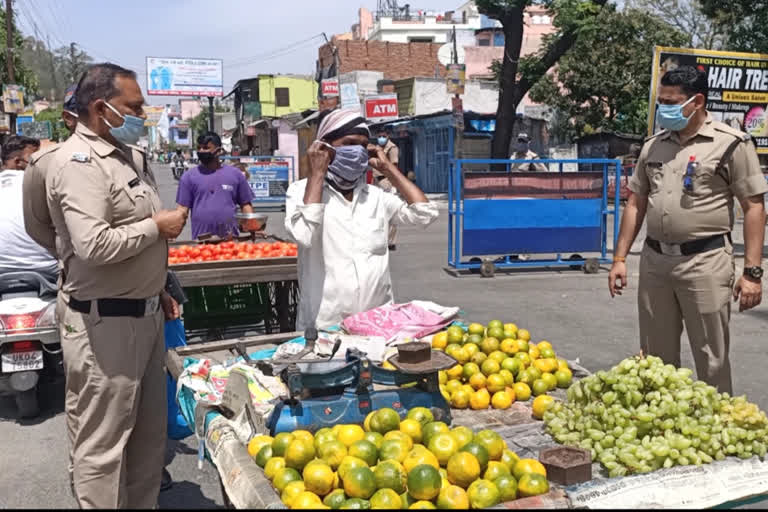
xmin=448 ymin=158 xmax=622 ymax=274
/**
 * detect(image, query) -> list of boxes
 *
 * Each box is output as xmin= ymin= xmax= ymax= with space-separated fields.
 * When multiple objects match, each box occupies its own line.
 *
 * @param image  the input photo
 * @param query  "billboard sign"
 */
xmin=3 ymin=84 xmax=24 ymax=114
xmin=649 ymin=46 xmax=768 ymax=153
xmin=247 ymin=160 xmax=290 ymax=203
xmin=146 ymin=57 xmax=223 ymax=97
xmin=19 ymin=120 xmax=52 ymax=139
xmin=143 ymin=106 xmax=165 ymax=126
xmin=321 ymin=78 xmax=340 ymax=97
xmin=446 ymin=64 xmax=466 ymax=95
xmin=364 ymin=94 xmax=398 ymax=121
xmin=340 ymin=82 xmax=360 ymax=112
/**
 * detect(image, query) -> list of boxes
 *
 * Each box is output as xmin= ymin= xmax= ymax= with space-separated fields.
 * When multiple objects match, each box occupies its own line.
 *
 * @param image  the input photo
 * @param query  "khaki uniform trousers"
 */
xmin=57 ymin=294 xmax=166 ymax=509
xmin=637 ymin=242 xmax=735 ymax=393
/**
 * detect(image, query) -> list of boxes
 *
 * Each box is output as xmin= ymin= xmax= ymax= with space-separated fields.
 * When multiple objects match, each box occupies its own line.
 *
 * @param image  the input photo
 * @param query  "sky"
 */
xmin=15 ymin=0 xmax=461 ymax=103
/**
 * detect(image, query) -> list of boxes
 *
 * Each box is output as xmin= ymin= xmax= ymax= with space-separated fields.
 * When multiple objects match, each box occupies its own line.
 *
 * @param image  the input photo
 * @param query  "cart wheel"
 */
xmin=568 ymin=254 xmax=583 ymax=270
xmin=480 ymin=260 xmax=495 ymax=278
xmin=584 ymin=258 xmax=600 ymax=274
xmin=468 ymin=257 xmax=482 ymax=274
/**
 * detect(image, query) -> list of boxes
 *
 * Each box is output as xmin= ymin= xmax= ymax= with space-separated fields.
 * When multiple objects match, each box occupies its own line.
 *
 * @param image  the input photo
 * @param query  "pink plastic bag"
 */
xmin=342 ymin=302 xmax=454 ymax=341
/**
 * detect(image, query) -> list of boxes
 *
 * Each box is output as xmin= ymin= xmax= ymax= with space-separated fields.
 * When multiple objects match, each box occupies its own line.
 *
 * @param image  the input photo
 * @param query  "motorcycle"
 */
xmin=0 ymin=271 xmax=62 ymax=418
xmin=172 ymin=160 xmax=188 ymax=181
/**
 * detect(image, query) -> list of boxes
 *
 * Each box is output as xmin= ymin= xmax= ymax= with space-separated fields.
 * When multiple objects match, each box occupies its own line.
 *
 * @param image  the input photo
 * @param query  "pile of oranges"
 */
xmin=168 ymin=241 xmax=297 ymax=265
xmin=248 ymin=407 xmax=551 ymax=509
xmin=433 ymin=321 xmax=573 ymax=418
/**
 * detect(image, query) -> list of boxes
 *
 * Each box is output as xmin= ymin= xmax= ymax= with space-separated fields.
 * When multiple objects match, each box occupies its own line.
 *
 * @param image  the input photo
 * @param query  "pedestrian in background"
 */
xmin=374 ymin=129 xmax=401 ymax=250
xmin=45 ymin=62 xmax=186 ymax=508
xmin=609 ymin=66 xmax=766 ymax=393
xmin=509 ymin=132 xmax=548 ymax=172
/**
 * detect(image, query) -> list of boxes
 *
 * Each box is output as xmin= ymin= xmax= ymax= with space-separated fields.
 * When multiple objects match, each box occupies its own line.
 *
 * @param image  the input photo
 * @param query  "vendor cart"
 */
xmin=166 ymin=332 xmax=768 ymax=509
xmin=169 ymin=238 xmax=299 ymax=341
xmin=448 ymin=159 xmax=622 ymax=277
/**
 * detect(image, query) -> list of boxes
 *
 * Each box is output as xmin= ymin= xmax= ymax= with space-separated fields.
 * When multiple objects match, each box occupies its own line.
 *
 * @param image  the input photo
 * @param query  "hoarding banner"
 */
xmin=146 ymin=57 xmax=224 ymax=97
xmin=446 ymin=63 xmax=466 ymax=95
xmin=3 ymin=84 xmax=24 ymax=114
xmin=649 ymin=46 xmax=768 ymax=153
xmin=247 ymin=160 xmax=290 ymax=202
xmin=19 ymin=120 xmax=52 ymax=139
xmin=364 ymin=94 xmax=398 ymax=121
xmin=340 ymin=82 xmax=360 ymax=112
xmin=143 ymin=106 xmax=165 ymax=126
xmin=321 ymin=78 xmax=340 ymax=97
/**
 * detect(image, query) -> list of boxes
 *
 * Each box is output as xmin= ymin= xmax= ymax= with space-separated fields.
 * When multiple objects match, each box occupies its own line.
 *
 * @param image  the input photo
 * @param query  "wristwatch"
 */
xmin=743 ymin=266 xmax=764 ymax=280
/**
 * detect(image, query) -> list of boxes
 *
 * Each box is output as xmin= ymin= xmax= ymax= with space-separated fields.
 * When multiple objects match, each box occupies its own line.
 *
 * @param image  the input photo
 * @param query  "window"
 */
xmin=541 ymin=15 xmax=551 ymax=24
xmin=532 ymin=15 xmax=542 ymax=24
xmin=275 ymin=88 xmax=290 ymax=107
xmin=478 ymin=38 xmax=490 ymax=47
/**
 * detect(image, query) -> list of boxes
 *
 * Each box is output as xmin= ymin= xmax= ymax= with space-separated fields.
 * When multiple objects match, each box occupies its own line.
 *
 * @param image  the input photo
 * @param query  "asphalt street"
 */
xmin=1 ymin=163 xmax=767 ymax=508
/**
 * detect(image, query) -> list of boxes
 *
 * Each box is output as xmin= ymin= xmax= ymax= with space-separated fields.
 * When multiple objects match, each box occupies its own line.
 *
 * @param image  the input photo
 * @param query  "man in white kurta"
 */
xmin=285 ymin=109 xmax=438 ymax=330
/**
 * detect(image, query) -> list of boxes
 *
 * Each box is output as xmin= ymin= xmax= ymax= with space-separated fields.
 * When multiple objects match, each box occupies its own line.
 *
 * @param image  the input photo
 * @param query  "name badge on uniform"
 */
xmin=128 ymin=178 xmax=140 ymax=188
xmin=71 ymin=152 xmax=90 ymax=163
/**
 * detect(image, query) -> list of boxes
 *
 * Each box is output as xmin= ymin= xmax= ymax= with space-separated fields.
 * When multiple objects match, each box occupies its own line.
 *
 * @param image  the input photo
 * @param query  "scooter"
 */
xmin=172 ymin=161 xmax=188 ymax=181
xmin=0 ymin=271 xmax=62 ymax=418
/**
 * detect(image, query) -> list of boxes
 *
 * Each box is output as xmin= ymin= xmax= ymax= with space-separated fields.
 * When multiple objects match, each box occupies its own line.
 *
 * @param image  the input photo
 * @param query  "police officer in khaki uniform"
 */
xmin=23 ymin=84 xmax=79 ymax=257
xmin=510 ymin=133 xmax=548 ymax=172
xmin=609 ymin=66 xmax=767 ymax=393
xmin=45 ymin=63 xmax=186 ymax=509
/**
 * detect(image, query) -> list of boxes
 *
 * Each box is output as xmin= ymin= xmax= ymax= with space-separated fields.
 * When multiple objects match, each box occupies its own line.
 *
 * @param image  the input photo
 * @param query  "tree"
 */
xmin=625 ymin=0 xmax=725 ymax=49
xmin=527 ymin=7 xmax=688 ymax=140
xmin=699 ymin=0 xmax=768 ymax=53
xmin=0 ymin=7 xmax=39 ymax=96
xmin=55 ymin=42 xmax=93 ymax=85
xmin=476 ymin=0 xmax=609 ymax=159
xmin=21 ymin=36 xmax=62 ymax=100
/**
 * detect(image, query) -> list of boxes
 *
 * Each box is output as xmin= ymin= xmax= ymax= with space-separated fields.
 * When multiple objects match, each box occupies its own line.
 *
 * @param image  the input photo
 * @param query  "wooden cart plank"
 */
xmin=169 ymin=256 xmax=296 ymax=272
xmin=174 ymin=264 xmax=298 ymax=286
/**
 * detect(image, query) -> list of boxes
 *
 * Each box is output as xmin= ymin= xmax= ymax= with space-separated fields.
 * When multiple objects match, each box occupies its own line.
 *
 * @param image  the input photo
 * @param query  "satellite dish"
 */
xmin=438 ymin=43 xmax=465 ymax=66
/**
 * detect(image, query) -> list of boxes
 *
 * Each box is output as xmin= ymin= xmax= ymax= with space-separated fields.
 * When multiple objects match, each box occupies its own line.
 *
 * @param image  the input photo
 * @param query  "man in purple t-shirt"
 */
xmin=176 ymin=131 xmax=254 ymax=239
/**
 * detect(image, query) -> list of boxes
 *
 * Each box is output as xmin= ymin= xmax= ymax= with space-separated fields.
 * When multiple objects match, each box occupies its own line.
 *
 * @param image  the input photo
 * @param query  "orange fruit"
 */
xmin=370 ymin=408 xmax=401 ymax=435
xmin=480 ymin=337 xmax=500 ymax=355
xmin=323 ymin=489 xmax=346 ymax=509
xmin=403 ymin=445 xmax=440 ymax=473
xmin=384 ymin=430 xmax=414 ymax=451
xmin=464 ymin=343 xmax=480 ymax=358
xmin=291 ymin=490 xmax=323 ymax=509
xmin=501 ymin=357 xmax=523 ymax=376
xmin=370 ymin=488 xmax=402 ymax=509
xmin=453 ymin=347 xmax=470 ymax=364
xmin=314 ymin=429 xmax=337 ymax=451
xmin=484 ymin=460 xmax=511 ymax=481
xmin=486 ymin=374 xmax=506 ymax=393
xmin=273 ymin=467 xmax=302 ymax=492
xmin=337 ymin=425 xmax=366 ymax=448
xmin=340 ymin=497 xmax=370 ymax=509
xmin=481 ymin=358 xmax=501 ymax=376
xmin=517 ymin=472 xmax=550 ymax=497
xmin=468 ymin=323 xmax=485 ymax=336
xmin=528 ymin=345 xmax=541 ymax=360
xmin=514 ymin=339 xmax=530 ymax=353
xmin=349 ymin=440 xmax=378 ymax=467
xmin=450 ymin=389 xmax=470 ymax=409
xmin=422 ymin=421 xmax=450 ymax=446
xmin=537 ymin=340 xmax=552 ymax=350
xmin=373 ymin=459 xmax=407 ymax=494
xmin=409 ymin=500 xmax=437 ymax=509
xmin=486 ymin=327 xmax=504 ymax=341
xmin=407 ymin=464 xmax=442 ymax=501
xmin=285 ymin=439 xmax=316 ymax=471
xmin=540 ymin=347 xmax=556 ymax=359
xmin=514 ymin=351 xmax=532 ymax=368
xmin=446 ymin=452 xmax=481 ymax=488
xmin=488 ymin=351 xmax=507 ymax=365
xmin=337 ymin=456 xmax=369 ymax=480
xmin=436 ymin=485 xmax=470 ymax=509
xmin=431 ymin=331 xmax=448 ymax=350
xmin=428 ymin=432 xmax=459 ymax=466
xmin=513 ymin=382 xmax=531 ymax=401
xmin=449 ymin=426 xmax=474 ymax=449
xmin=541 ymin=372 xmax=558 ymax=391
xmin=264 ymin=456 xmax=286 ymax=480
xmin=272 ymin=432 xmax=295 ymax=457
xmin=343 ymin=466 xmax=376 ymax=499
xmin=446 ymin=364 xmax=463 ymax=380
xmin=533 ymin=358 xmax=558 ymax=374
xmin=491 ymin=390 xmax=514 ymax=409
xmin=470 ymin=388 xmax=491 ymax=410
xmin=500 ymin=450 xmax=521 ymax=472
xmin=363 ymin=431 xmax=384 ymax=449
xmin=475 ymin=430 xmax=506 ymax=461
xmin=527 ymin=366 xmax=542 ymax=381
xmin=494 ymin=474 xmax=518 ymax=502
xmin=293 ymin=430 xmax=314 ymax=444
xmin=460 ymin=442 xmax=490 ymax=472
xmin=557 ymin=358 xmax=570 ymax=371
xmin=512 ymin=458 xmax=547 ymax=480
xmin=532 ymin=395 xmax=555 ymax=420
xmin=555 ymin=368 xmax=573 ymax=388
xmin=445 ymin=379 xmax=462 ymax=395
xmin=254 ymin=445 xmax=273 ymax=468
xmin=500 ymin=338 xmax=518 ymax=355
xmin=517 ymin=329 xmax=531 ymax=342
xmin=446 ymin=325 xmax=465 ymax=344
xmin=379 ymin=438 xmax=410 ymax=464
xmin=469 ymin=373 xmax=487 ymax=391
xmin=364 ymin=411 xmax=375 ymax=432
xmin=247 ymin=435 xmax=273 ymax=458
xmin=462 ymin=362 xmax=480 ymax=380
xmin=318 ymin=439 xmax=348 ymax=470
xmin=467 ymin=479 xmax=501 ymax=508
xmin=471 ymin=352 xmax=488 ymax=365
xmin=516 ymin=369 xmax=535 ymax=386
xmin=303 ymin=461 xmax=335 ymax=496
xmin=281 ymin=480 xmax=306 ymax=507
xmin=399 ymin=419 xmax=423 ymax=444
xmin=532 ymin=379 xmax=550 ymax=397
xmin=498 ymin=369 xmax=515 ymax=387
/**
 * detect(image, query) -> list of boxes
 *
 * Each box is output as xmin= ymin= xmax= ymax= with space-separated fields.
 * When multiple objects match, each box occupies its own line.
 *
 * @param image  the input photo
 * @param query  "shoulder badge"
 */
xmin=71 ymin=152 xmax=90 ymax=163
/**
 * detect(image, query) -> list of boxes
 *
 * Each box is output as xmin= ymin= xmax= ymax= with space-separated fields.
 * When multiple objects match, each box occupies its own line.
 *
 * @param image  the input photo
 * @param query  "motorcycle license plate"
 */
xmin=1 ymin=350 xmax=43 ymax=372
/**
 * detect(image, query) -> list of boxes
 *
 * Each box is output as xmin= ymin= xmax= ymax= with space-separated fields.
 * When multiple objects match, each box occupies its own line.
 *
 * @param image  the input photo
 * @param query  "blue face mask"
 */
xmin=326 ymin=144 xmax=369 ymax=191
xmin=657 ymin=96 xmax=696 ymax=132
xmin=102 ymin=102 xmax=145 ymax=145
xmin=377 ymin=136 xmax=388 ymax=146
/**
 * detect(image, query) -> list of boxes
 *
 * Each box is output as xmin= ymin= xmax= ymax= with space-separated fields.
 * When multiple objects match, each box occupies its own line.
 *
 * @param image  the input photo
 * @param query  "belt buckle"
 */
xmin=659 ymin=242 xmax=682 ymax=256
xmin=144 ymin=295 xmax=159 ymax=316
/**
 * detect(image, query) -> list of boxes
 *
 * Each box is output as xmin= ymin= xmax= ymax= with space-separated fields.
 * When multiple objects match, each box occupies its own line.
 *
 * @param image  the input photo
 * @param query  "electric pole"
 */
xmin=5 ymin=0 xmax=16 ymax=133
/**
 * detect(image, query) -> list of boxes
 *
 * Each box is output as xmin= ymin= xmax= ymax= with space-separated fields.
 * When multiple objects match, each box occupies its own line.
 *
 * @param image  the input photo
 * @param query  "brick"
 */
xmin=318 ymin=41 xmax=447 ymax=80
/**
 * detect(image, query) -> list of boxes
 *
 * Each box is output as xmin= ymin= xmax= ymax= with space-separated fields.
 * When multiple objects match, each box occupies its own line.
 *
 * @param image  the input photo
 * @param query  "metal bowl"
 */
xmin=235 ymin=212 xmax=268 ymax=232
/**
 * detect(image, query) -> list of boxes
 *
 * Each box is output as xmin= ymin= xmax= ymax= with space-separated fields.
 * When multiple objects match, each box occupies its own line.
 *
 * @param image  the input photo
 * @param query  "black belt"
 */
xmin=646 ymin=233 xmax=730 ymax=256
xmin=68 ymin=296 xmax=160 ymax=318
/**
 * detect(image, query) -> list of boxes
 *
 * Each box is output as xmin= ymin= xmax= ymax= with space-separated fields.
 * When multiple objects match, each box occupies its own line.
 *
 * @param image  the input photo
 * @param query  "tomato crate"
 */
xmin=182 ymin=283 xmax=271 ymax=332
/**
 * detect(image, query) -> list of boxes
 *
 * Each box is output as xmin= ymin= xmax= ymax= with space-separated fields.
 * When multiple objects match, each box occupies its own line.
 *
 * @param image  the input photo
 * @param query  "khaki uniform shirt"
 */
xmin=373 ymin=140 xmax=399 ymax=180
xmin=628 ymin=113 xmax=768 ymax=243
xmin=23 ymin=144 xmax=61 ymax=256
xmin=510 ymin=150 xmax=549 ymax=172
xmin=46 ymin=123 xmax=166 ymax=301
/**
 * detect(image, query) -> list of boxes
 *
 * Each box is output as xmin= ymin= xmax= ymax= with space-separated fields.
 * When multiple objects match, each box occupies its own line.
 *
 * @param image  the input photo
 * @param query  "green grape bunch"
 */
xmin=543 ymin=355 xmax=768 ymax=477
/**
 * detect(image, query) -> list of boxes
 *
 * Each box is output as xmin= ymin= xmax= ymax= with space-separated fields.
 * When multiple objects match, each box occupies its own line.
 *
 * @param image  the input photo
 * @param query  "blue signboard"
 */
xmin=247 ymin=161 xmax=290 ymax=202
xmin=16 ymin=116 xmax=33 ymax=135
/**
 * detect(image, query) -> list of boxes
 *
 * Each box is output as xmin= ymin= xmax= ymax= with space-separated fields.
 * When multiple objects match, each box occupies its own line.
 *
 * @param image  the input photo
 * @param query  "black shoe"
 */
xmin=388 ymin=244 xmax=396 ymax=251
xmin=160 ymin=468 xmax=173 ymax=492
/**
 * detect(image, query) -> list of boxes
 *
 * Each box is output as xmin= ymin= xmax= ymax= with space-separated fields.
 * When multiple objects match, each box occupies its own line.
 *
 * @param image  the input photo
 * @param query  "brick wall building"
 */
xmin=318 ymin=40 xmax=447 ymax=80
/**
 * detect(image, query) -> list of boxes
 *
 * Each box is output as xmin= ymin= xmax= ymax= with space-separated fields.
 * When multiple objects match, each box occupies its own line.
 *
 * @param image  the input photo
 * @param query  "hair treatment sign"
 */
xmin=146 ymin=57 xmax=223 ymax=97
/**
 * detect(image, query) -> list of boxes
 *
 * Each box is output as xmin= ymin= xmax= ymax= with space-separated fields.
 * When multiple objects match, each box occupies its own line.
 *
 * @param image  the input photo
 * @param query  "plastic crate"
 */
xmin=182 ymin=283 xmax=270 ymax=331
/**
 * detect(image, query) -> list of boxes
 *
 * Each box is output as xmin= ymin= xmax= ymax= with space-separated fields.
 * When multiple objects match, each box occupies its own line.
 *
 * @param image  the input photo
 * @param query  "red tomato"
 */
xmin=287 ymin=248 xmax=297 ymax=256
xmin=190 ymin=248 xmax=201 ymax=258
xmin=236 ymin=251 xmax=248 ymax=259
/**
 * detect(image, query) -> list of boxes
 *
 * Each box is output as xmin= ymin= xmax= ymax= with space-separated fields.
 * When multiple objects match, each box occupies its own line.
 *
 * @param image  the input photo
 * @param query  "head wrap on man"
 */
xmin=316 ymin=108 xmax=370 ymax=142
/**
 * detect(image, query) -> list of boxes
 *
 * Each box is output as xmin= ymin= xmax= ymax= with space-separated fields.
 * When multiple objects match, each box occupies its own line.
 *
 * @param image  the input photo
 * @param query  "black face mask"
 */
xmin=198 ymin=150 xmax=218 ymax=164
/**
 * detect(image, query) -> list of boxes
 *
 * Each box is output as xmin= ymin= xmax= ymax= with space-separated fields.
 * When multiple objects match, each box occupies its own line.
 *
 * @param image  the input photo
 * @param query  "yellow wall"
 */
xmin=259 ymin=75 xmax=318 ymax=117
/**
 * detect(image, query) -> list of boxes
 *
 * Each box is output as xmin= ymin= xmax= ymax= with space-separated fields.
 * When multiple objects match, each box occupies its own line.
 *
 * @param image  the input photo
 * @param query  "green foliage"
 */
xmin=625 ymin=0 xmax=725 ymax=49
xmin=34 ymin=107 xmax=68 ymax=141
xmin=0 ymin=8 xmax=39 ymax=97
xmin=190 ymin=110 xmax=209 ymax=139
xmin=526 ymin=8 xmax=688 ymax=140
xmin=699 ymin=0 xmax=768 ymax=53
